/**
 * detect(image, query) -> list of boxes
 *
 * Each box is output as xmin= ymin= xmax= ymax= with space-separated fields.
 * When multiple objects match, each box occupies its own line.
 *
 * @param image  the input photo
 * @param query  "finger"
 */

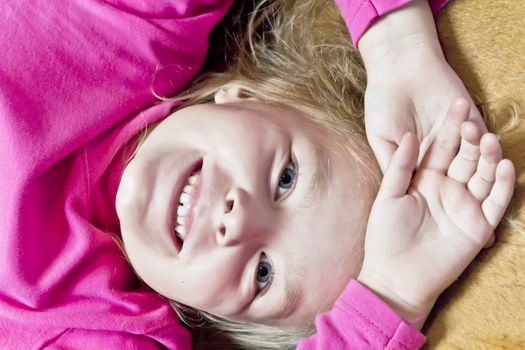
xmin=481 ymin=159 xmax=515 ymax=228
xmin=467 ymin=100 xmax=488 ymax=134
xmin=420 ymin=98 xmax=470 ymax=172
xmin=467 ymin=133 xmax=502 ymax=201
xmin=483 ymin=234 xmax=496 ymax=248
xmin=376 ymin=133 xmax=419 ymax=200
xmin=446 ymin=121 xmax=482 ymax=183
xmin=369 ymin=137 xmax=398 ymax=174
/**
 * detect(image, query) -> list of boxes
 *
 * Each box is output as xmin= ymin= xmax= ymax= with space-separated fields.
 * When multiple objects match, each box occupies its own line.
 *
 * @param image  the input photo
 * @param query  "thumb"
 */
xmin=376 ymin=133 xmax=419 ymax=201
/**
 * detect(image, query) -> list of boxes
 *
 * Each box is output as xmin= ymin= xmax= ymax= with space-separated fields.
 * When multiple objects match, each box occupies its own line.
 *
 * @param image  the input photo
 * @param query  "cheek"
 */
xmin=172 ymin=255 xmax=247 ymax=316
xmin=328 ymin=173 xmax=375 ymax=275
xmin=320 ymin=205 xmax=366 ymax=279
xmin=336 ymin=216 xmax=366 ymax=278
xmin=296 ymin=245 xmax=361 ymax=321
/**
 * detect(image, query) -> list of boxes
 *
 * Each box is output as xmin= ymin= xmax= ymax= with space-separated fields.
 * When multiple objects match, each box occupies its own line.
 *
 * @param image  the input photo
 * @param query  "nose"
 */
xmin=216 ymin=187 xmax=266 ymax=247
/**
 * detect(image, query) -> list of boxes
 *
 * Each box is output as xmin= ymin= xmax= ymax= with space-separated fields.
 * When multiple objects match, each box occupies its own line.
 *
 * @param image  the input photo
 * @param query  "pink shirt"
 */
xmin=336 ymin=0 xmax=449 ymax=46
xmin=0 ymin=1 xmax=437 ymax=348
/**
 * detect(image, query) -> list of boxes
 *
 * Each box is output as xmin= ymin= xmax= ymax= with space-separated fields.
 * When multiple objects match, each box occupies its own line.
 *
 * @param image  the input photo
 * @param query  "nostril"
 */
xmin=216 ymin=224 xmax=227 ymax=244
xmin=224 ymin=198 xmax=234 ymax=213
xmin=218 ymin=224 xmax=226 ymax=236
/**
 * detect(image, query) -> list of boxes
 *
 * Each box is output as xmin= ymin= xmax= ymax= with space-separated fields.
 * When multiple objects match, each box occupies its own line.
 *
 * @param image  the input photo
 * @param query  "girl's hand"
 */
xmin=359 ymin=0 xmax=487 ymax=172
xmin=358 ymin=99 xmax=515 ymax=329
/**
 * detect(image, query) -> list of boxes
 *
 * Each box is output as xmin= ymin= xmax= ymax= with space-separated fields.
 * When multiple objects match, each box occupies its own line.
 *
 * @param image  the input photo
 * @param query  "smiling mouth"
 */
xmin=173 ymin=161 xmax=203 ymax=250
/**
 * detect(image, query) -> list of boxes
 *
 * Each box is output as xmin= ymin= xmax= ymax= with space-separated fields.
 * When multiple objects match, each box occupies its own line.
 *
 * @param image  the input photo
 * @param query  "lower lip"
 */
xmin=170 ymin=159 xmax=203 ymax=252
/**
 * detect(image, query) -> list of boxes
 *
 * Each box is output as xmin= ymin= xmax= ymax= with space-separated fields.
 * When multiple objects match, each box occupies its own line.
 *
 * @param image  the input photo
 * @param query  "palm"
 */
xmin=394 ymin=169 xmax=491 ymax=301
xmin=359 ymin=101 xmax=515 ymax=318
xmin=363 ymin=182 xmax=480 ymax=307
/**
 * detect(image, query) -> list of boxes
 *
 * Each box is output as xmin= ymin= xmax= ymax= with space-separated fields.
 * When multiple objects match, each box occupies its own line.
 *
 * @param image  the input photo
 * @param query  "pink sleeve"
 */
xmin=335 ymin=0 xmax=450 ymax=46
xmin=296 ymin=280 xmax=426 ymax=350
xmin=0 ymin=1 xmax=231 ymax=349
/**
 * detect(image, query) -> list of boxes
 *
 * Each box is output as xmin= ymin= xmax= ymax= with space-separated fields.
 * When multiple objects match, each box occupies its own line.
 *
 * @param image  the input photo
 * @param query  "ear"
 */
xmin=214 ymin=86 xmax=255 ymax=104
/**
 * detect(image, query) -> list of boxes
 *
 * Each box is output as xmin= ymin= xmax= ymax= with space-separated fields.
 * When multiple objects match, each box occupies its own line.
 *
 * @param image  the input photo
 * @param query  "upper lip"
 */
xmin=169 ymin=159 xmax=203 ymax=252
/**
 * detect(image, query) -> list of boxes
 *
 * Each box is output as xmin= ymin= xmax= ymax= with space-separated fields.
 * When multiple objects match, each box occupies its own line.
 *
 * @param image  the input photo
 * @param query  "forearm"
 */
xmin=359 ymin=0 xmax=444 ymax=71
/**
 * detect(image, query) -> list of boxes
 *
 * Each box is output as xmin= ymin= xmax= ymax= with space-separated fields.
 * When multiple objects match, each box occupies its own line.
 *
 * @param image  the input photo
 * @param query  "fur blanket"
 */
xmin=424 ymin=0 xmax=525 ymax=348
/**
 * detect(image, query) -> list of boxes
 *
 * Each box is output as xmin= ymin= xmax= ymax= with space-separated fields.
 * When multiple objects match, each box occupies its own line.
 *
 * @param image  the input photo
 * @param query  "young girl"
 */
xmin=0 ymin=0 xmax=515 ymax=349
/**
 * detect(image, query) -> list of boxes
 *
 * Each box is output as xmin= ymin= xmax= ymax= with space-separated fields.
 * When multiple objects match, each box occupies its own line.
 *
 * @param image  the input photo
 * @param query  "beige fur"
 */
xmin=423 ymin=0 xmax=525 ymax=348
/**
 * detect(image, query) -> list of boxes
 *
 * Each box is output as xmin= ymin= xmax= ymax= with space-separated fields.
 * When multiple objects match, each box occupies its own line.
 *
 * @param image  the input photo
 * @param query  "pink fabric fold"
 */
xmin=298 ymin=280 xmax=426 ymax=349
xmin=335 ymin=0 xmax=450 ymax=46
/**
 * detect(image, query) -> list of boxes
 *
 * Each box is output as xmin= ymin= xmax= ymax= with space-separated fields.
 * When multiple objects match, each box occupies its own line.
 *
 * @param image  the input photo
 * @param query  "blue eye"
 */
xmin=276 ymin=160 xmax=296 ymax=198
xmin=256 ymin=254 xmax=273 ymax=295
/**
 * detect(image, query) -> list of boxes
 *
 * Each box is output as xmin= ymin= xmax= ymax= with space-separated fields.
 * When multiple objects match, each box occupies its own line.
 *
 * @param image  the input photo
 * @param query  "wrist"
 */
xmin=359 ymin=0 xmax=444 ymax=71
xmin=357 ymin=272 xmax=435 ymax=330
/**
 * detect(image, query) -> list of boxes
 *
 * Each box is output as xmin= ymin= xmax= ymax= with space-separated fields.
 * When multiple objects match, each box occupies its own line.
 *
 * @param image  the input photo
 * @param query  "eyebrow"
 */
xmin=300 ymin=143 xmax=329 ymax=209
xmin=274 ymin=270 xmax=304 ymax=320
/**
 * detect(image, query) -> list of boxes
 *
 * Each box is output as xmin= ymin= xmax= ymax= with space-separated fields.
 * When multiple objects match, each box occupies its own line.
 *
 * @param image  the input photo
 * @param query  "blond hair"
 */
xmin=156 ymin=0 xmax=381 ymax=349
xmin=120 ymin=1 xmax=524 ymax=349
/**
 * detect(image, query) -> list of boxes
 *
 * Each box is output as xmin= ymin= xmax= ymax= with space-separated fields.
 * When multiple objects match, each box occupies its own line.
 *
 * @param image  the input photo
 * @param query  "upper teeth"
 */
xmin=175 ymin=172 xmax=200 ymax=239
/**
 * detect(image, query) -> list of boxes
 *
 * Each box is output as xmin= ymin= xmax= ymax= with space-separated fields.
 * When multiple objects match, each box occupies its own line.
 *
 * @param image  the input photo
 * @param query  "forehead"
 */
xmin=211 ymin=101 xmax=327 ymax=133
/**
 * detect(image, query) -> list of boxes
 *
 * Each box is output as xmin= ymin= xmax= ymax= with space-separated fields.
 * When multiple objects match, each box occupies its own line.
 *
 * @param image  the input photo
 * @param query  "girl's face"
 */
xmin=116 ymin=90 xmax=371 ymax=327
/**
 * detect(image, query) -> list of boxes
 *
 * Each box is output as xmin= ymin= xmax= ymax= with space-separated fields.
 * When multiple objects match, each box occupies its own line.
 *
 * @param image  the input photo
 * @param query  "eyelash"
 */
xmin=255 ymin=253 xmax=274 ymax=298
xmin=275 ymin=155 xmax=298 ymax=200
